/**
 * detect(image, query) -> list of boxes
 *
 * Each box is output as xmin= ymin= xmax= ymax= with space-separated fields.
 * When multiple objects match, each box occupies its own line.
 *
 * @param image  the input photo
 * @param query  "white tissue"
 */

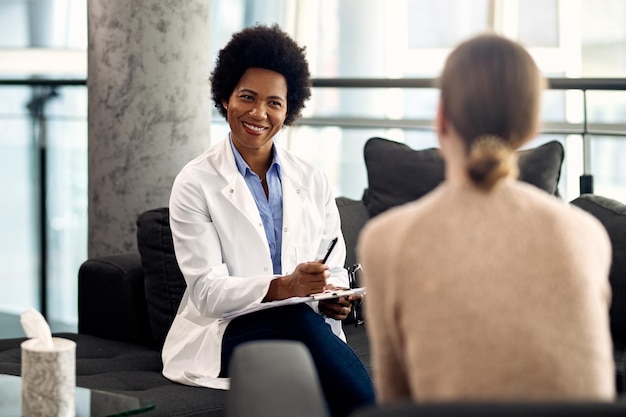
xmin=20 ymin=307 xmax=54 ymax=349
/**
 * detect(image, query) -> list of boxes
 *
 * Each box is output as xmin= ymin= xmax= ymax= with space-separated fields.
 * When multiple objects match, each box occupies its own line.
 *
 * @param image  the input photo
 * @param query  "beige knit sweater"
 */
xmin=358 ymin=180 xmax=615 ymax=404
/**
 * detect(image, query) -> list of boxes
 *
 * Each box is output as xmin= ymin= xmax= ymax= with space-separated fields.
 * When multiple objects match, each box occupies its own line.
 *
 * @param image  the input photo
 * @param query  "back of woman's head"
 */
xmin=439 ymin=33 xmax=544 ymax=191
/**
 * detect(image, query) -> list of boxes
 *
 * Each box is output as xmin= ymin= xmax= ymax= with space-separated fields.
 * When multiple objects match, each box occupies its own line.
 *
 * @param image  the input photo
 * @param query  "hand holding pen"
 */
xmin=264 ymin=237 xmax=338 ymax=301
xmin=317 ymin=236 xmax=360 ymax=321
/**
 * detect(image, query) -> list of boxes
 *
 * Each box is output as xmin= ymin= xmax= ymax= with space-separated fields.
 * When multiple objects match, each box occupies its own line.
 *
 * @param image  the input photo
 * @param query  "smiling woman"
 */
xmin=162 ymin=24 xmax=375 ymax=417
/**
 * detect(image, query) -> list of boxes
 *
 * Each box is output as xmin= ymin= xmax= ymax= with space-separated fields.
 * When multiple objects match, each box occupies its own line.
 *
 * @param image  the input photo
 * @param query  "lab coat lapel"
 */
xmin=215 ymin=138 xmax=268 ymax=246
xmin=280 ymin=153 xmax=309 ymax=263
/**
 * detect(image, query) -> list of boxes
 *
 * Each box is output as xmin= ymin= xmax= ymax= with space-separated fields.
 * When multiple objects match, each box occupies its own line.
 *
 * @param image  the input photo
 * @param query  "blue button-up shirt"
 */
xmin=230 ymin=137 xmax=284 ymax=274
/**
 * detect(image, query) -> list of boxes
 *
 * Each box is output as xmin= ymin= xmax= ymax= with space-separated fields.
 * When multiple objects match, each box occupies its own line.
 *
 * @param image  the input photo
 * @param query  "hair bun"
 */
xmin=467 ymin=135 xmax=518 ymax=191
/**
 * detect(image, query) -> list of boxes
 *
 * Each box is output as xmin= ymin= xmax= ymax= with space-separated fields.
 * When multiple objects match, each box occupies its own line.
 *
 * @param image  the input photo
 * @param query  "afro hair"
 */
xmin=210 ymin=24 xmax=312 ymax=126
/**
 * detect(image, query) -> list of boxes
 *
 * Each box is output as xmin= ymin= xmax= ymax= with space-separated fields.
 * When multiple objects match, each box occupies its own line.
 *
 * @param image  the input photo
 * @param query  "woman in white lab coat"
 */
xmin=162 ymin=24 xmax=375 ymax=417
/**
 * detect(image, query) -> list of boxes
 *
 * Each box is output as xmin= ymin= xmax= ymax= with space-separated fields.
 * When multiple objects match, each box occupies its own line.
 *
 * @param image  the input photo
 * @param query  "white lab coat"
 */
xmin=162 ymin=136 xmax=349 ymax=389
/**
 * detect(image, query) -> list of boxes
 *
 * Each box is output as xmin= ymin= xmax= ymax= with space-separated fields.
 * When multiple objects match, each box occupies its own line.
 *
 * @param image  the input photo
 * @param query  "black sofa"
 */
xmin=1 ymin=137 xmax=625 ymax=416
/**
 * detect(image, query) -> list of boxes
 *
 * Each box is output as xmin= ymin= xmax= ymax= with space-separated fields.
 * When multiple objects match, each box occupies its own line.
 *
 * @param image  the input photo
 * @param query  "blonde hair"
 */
xmin=438 ymin=34 xmax=544 ymax=191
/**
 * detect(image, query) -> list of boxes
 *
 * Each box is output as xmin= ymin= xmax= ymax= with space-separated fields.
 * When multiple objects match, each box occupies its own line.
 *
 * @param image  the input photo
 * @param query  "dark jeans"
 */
xmin=220 ymin=303 xmax=375 ymax=417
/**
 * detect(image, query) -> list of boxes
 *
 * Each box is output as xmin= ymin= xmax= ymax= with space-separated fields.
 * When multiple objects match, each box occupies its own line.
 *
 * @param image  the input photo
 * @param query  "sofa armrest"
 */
xmin=78 ymin=253 xmax=154 ymax=347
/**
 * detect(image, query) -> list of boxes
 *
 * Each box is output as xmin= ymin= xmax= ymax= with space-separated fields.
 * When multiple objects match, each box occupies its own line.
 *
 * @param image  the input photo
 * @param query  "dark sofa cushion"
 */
xmin=335 ymin=197 xmax=370 ymax=326
xmin=364 ymin=137 xmax=564 ymax=217
xmin=570 ymin=194 xmax=626 ymax=344
xmin=136 ymin=208 xmax=186 ymax=347
xmin=336 ymin=197 xmax=370 ymax=270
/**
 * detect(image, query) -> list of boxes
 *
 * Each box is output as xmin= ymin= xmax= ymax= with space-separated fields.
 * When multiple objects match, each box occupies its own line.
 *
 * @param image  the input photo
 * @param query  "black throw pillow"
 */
xmin=364 ymin=137 xmax=564 ymax=217
xmin=136 ymin=207 xmax=186 ymax=347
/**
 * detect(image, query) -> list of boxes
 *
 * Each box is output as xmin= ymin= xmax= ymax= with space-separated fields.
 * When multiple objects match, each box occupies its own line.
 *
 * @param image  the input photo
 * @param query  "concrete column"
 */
xmin=88 ymin=0 xmax=212 ymax=257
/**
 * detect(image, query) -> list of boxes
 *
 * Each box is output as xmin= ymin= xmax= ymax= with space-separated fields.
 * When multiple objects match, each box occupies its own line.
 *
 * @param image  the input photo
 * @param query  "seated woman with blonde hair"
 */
xmin=358 ymin=33 xmax=615 ymax=404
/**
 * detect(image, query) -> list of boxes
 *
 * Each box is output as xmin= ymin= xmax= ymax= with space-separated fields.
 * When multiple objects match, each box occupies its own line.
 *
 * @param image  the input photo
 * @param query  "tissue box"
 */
xmin=21 ymin=337 xmax=76 ymax=417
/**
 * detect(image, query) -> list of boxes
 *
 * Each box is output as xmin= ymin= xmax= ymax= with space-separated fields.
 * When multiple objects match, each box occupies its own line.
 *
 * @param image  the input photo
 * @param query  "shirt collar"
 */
xmin=229 ymin=134 xmax=282 ymax=178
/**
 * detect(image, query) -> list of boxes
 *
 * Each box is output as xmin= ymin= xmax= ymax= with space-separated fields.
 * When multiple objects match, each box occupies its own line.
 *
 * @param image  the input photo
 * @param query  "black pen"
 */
xmin=321 ymin=237 xmax=338 ymax=264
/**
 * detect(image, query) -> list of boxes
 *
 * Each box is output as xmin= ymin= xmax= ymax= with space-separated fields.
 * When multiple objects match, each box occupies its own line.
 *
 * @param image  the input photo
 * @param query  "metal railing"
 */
xmin=301 ymin=78 xmax=626 ymax=137
xmin=3 ymin=75 xmax=626 ymax=194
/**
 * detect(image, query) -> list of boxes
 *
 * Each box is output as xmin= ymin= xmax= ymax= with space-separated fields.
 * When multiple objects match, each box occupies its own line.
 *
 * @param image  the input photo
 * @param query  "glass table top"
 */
xmin=0 ymin=374 xmax=155 ymax=417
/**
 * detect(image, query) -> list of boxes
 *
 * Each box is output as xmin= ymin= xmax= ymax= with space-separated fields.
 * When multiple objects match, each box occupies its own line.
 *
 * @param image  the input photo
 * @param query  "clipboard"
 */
xmin=222 ymin=287 xmax=366 ymax=319
xmin=310 ymin=287 xmax=366 ymax=301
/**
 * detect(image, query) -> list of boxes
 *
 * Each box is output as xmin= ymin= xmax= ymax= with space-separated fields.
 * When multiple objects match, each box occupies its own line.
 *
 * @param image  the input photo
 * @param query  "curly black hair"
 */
xmin=210 ymin=24 xmax=312 ymax=126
